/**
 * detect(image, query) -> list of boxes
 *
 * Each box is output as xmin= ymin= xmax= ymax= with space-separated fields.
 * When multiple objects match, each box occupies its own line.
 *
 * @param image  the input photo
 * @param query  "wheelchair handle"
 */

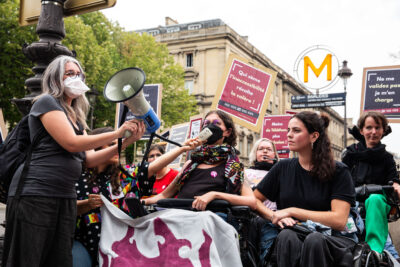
xmin=156 ymin=198 xmax=230 ymax=210
xmin=355 ymin=183 xmax=398 ymax=204
xmin=355 ymin=184 xmax=393 ymax=196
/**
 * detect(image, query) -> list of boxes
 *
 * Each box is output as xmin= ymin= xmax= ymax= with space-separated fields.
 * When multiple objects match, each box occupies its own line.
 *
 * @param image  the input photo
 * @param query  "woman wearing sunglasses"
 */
xmin=144 ymin=110 xmax=256 ymax=211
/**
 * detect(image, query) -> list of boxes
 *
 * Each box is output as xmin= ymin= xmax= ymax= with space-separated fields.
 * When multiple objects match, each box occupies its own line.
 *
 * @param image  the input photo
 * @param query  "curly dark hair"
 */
xmin=204 ymin=110 xmax=237 ymax=147
xmin=292 ymin=111 xmax=335 ymax=181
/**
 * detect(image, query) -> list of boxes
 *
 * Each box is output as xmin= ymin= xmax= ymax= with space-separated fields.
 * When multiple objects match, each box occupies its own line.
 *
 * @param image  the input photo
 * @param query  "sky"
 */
xmin=102 ymin=0 xmax=400 ymax=154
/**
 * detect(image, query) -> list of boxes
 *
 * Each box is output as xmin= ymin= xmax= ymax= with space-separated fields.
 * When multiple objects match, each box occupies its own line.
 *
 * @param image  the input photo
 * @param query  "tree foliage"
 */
xmin=0 ymin=0 xmax=36 ymax=128
xmin=116 ymin=32 xmax=197 ymax=128
xmin=0 ymin=3 xmax=197 ymax=131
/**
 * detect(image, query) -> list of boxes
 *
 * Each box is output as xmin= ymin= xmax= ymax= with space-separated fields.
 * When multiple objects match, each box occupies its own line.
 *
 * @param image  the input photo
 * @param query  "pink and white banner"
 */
xmin=99 ymin=196 xmax=242 ymax=267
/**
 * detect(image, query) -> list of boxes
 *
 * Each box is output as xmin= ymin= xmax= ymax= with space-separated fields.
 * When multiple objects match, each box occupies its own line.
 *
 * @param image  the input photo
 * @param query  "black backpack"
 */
xmin=0 ymin=115 xmax=46 ymax=203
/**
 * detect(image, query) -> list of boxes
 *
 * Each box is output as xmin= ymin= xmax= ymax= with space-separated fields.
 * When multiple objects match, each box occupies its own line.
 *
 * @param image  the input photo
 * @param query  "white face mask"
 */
xmin=64 ymin=77 xmax=90 ymax=98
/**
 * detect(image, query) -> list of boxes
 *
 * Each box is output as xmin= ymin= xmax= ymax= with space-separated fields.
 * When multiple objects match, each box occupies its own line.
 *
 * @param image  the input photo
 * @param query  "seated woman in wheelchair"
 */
xmin=254 ymin=111 xmax=356 ymax=267
xmin=144 ymin=110 xmax=256 ymax=212
xmin=342 ymin=111 xmax=400 ymax=260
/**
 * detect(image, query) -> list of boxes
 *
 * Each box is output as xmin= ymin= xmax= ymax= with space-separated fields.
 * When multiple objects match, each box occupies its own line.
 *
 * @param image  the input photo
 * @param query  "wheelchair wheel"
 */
xmin=353 ymin=242 xmax=380 ymax=267
xmin=353 ymin=251 xmax=378 ymax=267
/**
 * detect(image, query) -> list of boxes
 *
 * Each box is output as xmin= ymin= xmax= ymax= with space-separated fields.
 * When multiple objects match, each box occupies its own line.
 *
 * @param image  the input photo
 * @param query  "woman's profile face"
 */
xmin=256 ymin=141 xmax=276 ymax=163
xmin=360 ymin=116 xmax=384 ymax=148
xmin=287 ymin=118 xmax=315 ymax=153
xmin=203 ymin=113 xmax=231 ymax=145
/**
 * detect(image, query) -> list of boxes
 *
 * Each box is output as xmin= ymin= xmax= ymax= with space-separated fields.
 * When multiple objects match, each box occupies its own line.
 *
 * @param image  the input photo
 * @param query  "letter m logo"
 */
xmin=303 ymin=54 xmax=332 ymax=83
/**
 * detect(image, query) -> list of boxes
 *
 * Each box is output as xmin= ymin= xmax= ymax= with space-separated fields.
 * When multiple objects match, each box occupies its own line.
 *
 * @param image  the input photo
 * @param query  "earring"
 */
xmin=311 ymin=142 xmax=314 ymax=150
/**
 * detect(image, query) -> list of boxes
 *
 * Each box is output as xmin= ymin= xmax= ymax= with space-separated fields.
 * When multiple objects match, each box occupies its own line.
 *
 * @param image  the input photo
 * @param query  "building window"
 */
xmin=147 ymin=30 xmax=159 ymax=36
xmin=166 ymin=27 xmax=180 ymax=33
xmin=186 ymin=53 xmax=193 ymax=68
xmin=188 ymin=24 xmax=202 ymax=30
xmin=184 ymin=80 xmax=194 ymax=94
xmin=247 ymin=136 xmax=253 ymax=156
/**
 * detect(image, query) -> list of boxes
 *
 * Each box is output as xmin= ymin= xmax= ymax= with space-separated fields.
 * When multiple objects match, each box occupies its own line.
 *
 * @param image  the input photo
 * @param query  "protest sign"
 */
xmin=212 ymin=54 xmax=277 ymax=132
xmin=361 ymin=65 xmax=400 ymax=123
xmin=165 ymin=123 xmax=190 ymax=168
xmin=186 ymin=115 xmax=203 ymax=160
xmin=262 ymin=115 xmax=291 ymax=158
xmin=116 ymin=84 xmax=162 ymax=137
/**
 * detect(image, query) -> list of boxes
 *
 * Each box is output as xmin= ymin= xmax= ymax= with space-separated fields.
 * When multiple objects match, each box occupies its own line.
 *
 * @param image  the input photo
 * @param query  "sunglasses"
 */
xmin=202 ymin=119 xmax=222 ymax=128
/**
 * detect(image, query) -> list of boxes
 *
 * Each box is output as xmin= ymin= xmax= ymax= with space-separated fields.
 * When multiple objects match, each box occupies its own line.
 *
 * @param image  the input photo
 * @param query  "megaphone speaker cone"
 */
xmin=104 ymin=67 xmax=161 ymax=133
xmin=103 ymin=68 xmax=146 ymax=102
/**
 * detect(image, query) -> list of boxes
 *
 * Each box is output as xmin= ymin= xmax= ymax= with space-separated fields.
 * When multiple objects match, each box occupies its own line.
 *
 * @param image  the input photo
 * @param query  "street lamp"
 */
xmin=87 ymin=86 xmax=99 ymax=130
xmin=338 ymin=60 xmax=353 ymax=148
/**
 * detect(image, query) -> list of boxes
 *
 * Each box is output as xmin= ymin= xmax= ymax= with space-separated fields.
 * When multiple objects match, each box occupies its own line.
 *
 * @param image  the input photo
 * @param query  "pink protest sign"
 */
xmin=262 ymin=115 xmax=292 ymax=158
xmin=212 ymin=54 xmax=277 ymax=132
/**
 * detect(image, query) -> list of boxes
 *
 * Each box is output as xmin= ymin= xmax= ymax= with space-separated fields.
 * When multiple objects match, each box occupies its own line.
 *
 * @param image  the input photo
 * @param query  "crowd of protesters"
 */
xmin=2 ymin=55 xmax=400 ymax=267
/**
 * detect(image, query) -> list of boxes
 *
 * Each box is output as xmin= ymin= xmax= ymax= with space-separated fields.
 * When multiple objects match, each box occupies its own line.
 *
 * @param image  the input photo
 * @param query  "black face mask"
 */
xmin=252 ymin=161 xmax=276 ymax=171
xmin=203 ymin=123 xmax=223 ymax=145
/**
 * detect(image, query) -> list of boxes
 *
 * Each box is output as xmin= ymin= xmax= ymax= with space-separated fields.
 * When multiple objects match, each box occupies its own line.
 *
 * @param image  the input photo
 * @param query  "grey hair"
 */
xmin=248 ymin=138 xmax=279 ymax=165
xmin=35 ymin=55 xmax=89 ymax=129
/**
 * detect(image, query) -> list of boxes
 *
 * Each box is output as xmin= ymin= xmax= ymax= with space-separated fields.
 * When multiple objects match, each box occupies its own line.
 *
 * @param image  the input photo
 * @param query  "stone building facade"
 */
xmin=137 ymin=18 xmax=354 ymax=165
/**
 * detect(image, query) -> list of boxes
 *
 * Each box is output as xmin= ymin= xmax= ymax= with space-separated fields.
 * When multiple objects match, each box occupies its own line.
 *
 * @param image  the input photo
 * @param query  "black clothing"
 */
xmin=257 ymin=158 xmax=355 ymax=211
xmin=3 ymin=196 xmax=76 ymax=267
xmin=75 ymin=168 xmax=112 ymax=266
xmin=250 ymin=161 xmax=275 ymax=171
xmin=342 ymin=141 xmax=398 ymax=186
xmin=257 ymin=158 xmax=356 ymax=267
xmin=271 ymin=229 xmax=355 ymax=267
xmin=177 ymin=164 xmax=226 ymax=199
xmin=9 ymin=95 xmax=85 ymax=198
xmin=4 ymin=95 xmax=85 ymax=267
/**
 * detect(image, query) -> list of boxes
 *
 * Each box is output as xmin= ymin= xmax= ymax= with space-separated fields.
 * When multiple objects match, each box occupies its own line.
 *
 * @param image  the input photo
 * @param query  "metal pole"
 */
xmin=343 ymin=85 xmax=347 ymax=148
xmin=90 ymin=106 xmax=94 ymax=130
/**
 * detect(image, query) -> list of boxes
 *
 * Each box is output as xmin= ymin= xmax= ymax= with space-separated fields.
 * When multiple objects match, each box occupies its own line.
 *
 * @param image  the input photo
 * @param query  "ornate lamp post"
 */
xmin=13 ymin=0 xmax=74 ymax=115
xmin=86 ymin=86 xmax=99 ymax=130
xmin=338 ymin=60 xmax=353 ymax=148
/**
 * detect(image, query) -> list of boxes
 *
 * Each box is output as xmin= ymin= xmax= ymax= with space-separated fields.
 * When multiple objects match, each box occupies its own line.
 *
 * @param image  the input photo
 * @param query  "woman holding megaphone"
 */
xmin=3 ymin=55 xmax=145 ymax=267
xmin=144 ymin=110 xmax=256 ymax=211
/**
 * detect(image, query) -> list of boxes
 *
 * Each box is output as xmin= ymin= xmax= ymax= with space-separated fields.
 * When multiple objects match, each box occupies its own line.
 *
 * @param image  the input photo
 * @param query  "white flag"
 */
xmin=99 ymin=195 xmax=242 ymax=267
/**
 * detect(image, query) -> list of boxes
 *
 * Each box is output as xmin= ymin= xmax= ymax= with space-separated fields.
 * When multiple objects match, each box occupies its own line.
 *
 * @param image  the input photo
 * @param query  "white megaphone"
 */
xmin=103 ymin=68 xmax=161 ymax=136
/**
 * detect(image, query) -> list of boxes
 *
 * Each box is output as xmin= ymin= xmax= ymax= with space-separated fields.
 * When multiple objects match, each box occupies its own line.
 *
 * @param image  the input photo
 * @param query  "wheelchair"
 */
xmin=261 ymin=184 xmax=400 ymax=267
xmin=353 ymin=184 xmax=400 ymax=267
xmin=125 ymin=197 xmax=259 ymax=267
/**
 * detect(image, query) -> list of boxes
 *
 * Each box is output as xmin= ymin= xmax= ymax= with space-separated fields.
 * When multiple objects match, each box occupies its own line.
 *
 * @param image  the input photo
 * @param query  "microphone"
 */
xmin=197 ymin=127 xmax=213 ymax=141
xmin=262 ymin=156 xmax=277 ymax=162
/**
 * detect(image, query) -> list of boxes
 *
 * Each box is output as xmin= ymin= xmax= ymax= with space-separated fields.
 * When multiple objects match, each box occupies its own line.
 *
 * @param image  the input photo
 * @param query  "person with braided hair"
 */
xmin=144 ymin=110 xmax=256 ymax=211
xmin=254 ymin=111 xmax=356 ymax=267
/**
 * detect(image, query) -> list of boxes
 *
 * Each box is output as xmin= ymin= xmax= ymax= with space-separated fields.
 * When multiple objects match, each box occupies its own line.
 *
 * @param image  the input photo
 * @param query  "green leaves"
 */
xmin=0 ymin=0 xmax=37 ymax=127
